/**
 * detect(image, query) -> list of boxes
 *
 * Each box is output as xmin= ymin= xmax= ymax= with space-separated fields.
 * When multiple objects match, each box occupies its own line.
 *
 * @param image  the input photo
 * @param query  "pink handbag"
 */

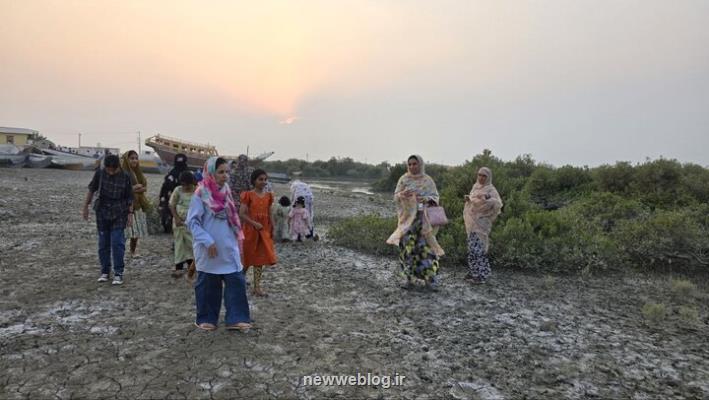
xmin=426 ymin=205 xmax=449 ymax=227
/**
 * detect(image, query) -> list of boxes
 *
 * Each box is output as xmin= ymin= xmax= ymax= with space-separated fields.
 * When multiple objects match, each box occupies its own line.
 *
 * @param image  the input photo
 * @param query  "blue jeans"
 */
xmin=98 ymin=228 xmax=126 ymax=276
xmin=195 ymin=271 xmax=251 ymax=325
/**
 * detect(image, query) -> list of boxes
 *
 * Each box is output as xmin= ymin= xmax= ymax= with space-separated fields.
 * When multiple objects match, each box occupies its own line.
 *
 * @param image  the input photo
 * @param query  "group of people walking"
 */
xmin=386 ymin=155 xmax=503 ymax=289
xmin=82 ymin=151 xmax=502 ymax=331
xmin=82 ymin=152 xmax=318 ymax=331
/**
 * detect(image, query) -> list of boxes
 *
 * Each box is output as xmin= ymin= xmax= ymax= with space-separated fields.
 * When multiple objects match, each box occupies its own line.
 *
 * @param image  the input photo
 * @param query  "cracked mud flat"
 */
xmin=1 ymin=168 xmax=708 ymax=399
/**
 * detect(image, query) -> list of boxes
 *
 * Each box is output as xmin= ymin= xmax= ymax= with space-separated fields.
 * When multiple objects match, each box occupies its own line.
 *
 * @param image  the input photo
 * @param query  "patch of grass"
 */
xmin=329 ymin=214 xmax=398 ymax=257
xmin=670 ymin=278 xmax=698 ymax=300
xmin=678 ymin=306 xmax=700 ymax=326
xmin=642 ymin=302 xmax=667 ymax=325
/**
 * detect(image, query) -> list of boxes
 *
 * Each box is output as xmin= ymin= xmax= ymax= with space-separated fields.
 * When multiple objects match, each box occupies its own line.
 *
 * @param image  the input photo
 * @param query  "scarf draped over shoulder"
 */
xmin=385 ymin=155 xmax=445 ymax=257
xmin=195 ymin=156 xmax=245 ymax=244
xmin=120 ymin=152 xmax=150 ymax=211
xmin=463 ymin=167 xmax=503 ymax=252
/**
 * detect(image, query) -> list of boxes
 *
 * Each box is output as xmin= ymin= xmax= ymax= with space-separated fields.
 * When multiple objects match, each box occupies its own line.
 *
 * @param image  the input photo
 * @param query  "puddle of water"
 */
xmin=351 ymin=188 xmax=374 ymax=195
xmin=309 ymin=183 xmax=335 ymax=190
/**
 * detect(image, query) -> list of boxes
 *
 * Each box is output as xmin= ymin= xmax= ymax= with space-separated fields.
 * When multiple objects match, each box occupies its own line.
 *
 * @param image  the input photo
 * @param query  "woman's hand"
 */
xmin=253 ymin=222 xmax=263 ymax=230
xmin=400 ymin=189 xmax=415 ymax=198
xmin=82 ymin=205 xmax=89 ymax=221
xmin=127 ymin=214 xmax=134 ymax=228
xmin=208 ymin=244 xmax=218 ymax=258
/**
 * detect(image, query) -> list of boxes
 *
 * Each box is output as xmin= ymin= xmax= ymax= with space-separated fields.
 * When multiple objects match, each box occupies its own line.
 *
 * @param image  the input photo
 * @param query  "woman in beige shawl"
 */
xmin=386 ymin=155 xmax=444 ymax=290
xmin=463 ymin=167 xmax=502 ymax=283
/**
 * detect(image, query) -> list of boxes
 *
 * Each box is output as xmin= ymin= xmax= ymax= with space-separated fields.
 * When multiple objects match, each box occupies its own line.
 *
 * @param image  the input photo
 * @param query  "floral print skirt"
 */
xmin=467 ymin=232 xmax=491 ymax=282
xmin=398 ymin=213 xmax=439 ymax=282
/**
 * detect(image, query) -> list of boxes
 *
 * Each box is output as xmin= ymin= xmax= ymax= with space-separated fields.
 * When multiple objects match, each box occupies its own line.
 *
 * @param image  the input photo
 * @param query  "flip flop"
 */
xmin=226 ymin=322 xmax=252 ymax=332
xmin=194 ymin=322 xmax=217 ymax=331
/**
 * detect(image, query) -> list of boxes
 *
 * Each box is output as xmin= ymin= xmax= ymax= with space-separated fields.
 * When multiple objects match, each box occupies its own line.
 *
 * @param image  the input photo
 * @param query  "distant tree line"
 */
xmin=260 ymin=157 xmax=390 ymax=179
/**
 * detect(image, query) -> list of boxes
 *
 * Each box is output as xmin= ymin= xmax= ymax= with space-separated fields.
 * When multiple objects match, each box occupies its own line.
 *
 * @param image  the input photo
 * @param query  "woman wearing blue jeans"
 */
xmin=82 ymin=154 xmax=134 ymax=286
xmin=187 ymin=157 xmax=251 ymax=332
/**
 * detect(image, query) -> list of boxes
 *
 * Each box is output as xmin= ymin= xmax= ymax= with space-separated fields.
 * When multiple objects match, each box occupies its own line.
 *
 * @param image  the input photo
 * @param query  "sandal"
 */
xmin=226 ymin=322 xmax=252 ymax=332
xmin=194 ymin=322 xmax=217 ymax=331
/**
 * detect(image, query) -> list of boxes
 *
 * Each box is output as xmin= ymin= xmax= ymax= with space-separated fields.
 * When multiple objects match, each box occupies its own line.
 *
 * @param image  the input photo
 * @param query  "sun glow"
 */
xmin=1 ymin=1 xmax=472 ymax=120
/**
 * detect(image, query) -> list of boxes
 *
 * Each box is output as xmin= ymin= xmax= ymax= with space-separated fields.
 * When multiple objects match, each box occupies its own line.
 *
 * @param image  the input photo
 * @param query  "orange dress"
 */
xmin=240 ymin=191 xmax=277 ymax=267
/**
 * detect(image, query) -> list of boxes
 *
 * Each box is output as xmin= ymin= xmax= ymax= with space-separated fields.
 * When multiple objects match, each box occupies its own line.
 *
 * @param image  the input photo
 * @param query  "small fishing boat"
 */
xmin=39 ymin=148 xmax=100 ymax=170
xmin=145 ymin=134 xmax=218 ymax=170
xmin=0 ymin=144 xmax=28 ymax=168
xmin=145 ymin=134 xmax=275 ymax=170
xmin=27 ymin=153 xmax=53 ymax=168
xmin=139 ymin=149 xmax=170 ymax=174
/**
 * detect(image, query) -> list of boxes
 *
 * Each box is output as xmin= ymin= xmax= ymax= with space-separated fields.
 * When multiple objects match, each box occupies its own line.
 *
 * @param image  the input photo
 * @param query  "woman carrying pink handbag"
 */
xmin=386 ymin=155 xmax=445 ymax=291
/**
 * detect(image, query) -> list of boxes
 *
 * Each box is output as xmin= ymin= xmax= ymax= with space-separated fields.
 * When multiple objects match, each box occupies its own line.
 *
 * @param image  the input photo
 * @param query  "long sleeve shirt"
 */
xmin=186 ymin=195 xmax=243 ymax=274
xmin=88 ymin=169 xmax=134 ymax=227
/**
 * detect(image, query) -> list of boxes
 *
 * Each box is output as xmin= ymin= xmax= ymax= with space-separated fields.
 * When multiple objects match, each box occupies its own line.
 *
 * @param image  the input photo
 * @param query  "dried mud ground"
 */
xmin=1 ymin=168 xmax=708 ymax=400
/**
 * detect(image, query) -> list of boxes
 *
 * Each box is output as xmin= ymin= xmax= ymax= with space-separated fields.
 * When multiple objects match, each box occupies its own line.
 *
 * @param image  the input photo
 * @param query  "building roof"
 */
xmin=0 ymin=127 xmax=39 ymax=135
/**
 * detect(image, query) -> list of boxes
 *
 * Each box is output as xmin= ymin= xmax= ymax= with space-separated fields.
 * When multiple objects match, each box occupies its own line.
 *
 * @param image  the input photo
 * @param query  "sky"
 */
xmin=2 ymin=0 xmax=708 ymax=166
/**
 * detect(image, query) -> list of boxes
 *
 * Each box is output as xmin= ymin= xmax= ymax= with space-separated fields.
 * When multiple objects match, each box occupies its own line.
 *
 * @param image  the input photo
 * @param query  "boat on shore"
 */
xmin=139 ymin=149 xmax=170 ymax=174
xmin=37 ymin=148 xmax=99 ymax=170
xmin=145 ymin=134 xmax=275 ymax=169
xmin=0 ymin=144 xmax=28 ymax=168
xmin=27 ymin=154 xmax=53 ymax=168
xmin=145 ymin=135 xmax=217 ymax=170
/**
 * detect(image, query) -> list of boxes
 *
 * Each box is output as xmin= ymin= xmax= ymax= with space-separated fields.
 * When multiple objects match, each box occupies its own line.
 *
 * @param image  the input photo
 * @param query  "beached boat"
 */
xmin=39 ymin=148 xmax=100 ymax=170
xmin=0 ymin=153 xmax=27 ymax=168
xmin=145 ymin=134 xmax=217 ymax=170
xmin=27 ymin=154 xmax=53 ymax=168
xmin=15 ymin=145 xmax=54 ymax=168
xmin=0 ymin=144 xmax=28 ymax=168
xmin=145 ymin=134 xmax=276 ymax=169
xmin=139 ymin=149 xmax=170 ymax=174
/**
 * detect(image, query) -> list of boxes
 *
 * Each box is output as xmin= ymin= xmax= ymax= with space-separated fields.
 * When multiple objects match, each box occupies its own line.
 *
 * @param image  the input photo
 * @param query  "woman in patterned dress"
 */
xmin=463 ymin=167 xmax=503 ymax=284
xmin=386 ymin=155 xmax=445 ymax=290
xmin=121 ymin=150 xmax=150 ymax=257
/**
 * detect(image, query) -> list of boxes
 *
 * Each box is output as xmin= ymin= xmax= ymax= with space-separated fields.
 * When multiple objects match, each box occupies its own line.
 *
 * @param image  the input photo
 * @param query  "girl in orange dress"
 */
xmin=239 ymin=169 xmax=277 ymax=297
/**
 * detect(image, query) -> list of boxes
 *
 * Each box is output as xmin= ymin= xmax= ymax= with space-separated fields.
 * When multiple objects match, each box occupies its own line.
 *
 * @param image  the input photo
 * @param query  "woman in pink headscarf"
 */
xmin=186 ymin=156 xmax=251 ymax=331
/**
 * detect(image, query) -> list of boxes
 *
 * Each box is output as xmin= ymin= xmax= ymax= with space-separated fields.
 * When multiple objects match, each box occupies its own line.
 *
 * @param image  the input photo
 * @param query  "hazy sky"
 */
xmin=2 ymin=0 xmax=708 ymax=166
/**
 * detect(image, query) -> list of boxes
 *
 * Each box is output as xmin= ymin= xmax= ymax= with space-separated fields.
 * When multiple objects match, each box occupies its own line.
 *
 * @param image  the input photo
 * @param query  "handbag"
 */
xmin=426 ymin=205 xmax=449 ymax=227
xmin=92 ymin=170 xmax=103 ymax=212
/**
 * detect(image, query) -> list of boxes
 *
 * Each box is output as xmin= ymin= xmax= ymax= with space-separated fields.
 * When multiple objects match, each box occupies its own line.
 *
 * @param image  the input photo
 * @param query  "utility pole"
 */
xmin=137 ymin=131 xmax=141 ymax=153
xmin=247 ymin=145 xmax=249 ymax=158
xmin=78 ymin=133 xmax=82 ymax=148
